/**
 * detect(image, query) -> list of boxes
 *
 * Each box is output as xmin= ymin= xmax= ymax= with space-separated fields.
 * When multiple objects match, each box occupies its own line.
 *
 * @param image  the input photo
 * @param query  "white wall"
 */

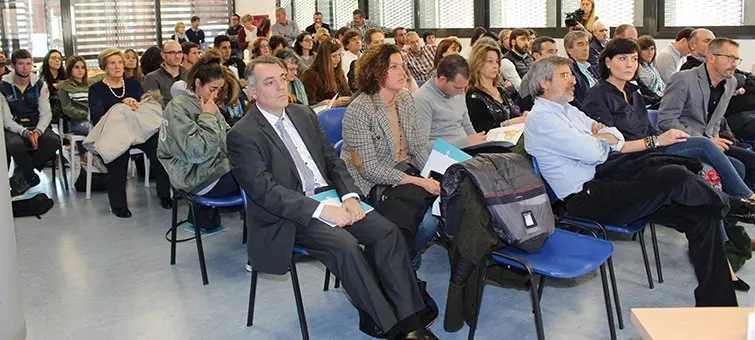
xmin=236 ymin=0 xmax=276 ymax=23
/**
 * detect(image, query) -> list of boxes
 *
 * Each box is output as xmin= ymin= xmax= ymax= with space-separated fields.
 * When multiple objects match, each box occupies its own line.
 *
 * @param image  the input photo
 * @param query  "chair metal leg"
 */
xmin=51 ymin=156 xmax=58 ymax=191
xmin=334 ymin=278 xmax=340 ymax=288
xmin=638 ymin=230 xmax=654 ymax=289
xmin=527 ymin=270 xmax=545 ymax=340
xmin=247 ymin=269 xmax=258 ymax=327
xmin=290 ymin=259 xmax=310 ymax=340
xmin=190 ymin=203 xmax=209 ymax=285
xmin=649 ymin=223 xmax=663 ymax=283
xmin=536 ymin=276 xmax=546 ymax=301
xmin=85 ymin=151 xmax=93 ymax=199
xmin=170 ymin=196 xmax=179 ymax=265
xmin=69 ymin=137 xmax=76 ymax=186
xmin=241 ymin=210 xmax=248 ymax=245
xmin=58 ymin=144 xmax=69 ymax=191
xmin=606 ymin=257 xmax=624 ymax=329
xmin=144 ymin=156 xmax=150 ymax=188
xmin=323 ymin=269 xmax=331 ymax=291
xmin=599 ymin=264 xmax=617 ymax=340
xmin=467 ymin=257 xmax=488 ymax=340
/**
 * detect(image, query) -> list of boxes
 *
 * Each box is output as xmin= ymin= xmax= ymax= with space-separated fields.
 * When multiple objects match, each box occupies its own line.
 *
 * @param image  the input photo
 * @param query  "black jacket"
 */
xmin=306 ymin=23 xmax=332 ymax=34
xmin=227 ymin=104 xmax=360 ymax=274
xmin=570 ymin=60 xmax=599 ymax=109
xmin=680 ymin=55 xmax=704 ymax=71
xmin=503 ymin=50 xmax=534 ymax=78
xmin=587 ymin=38 xmax=604 ymax=68
xmin=465 ymin=86 xmax=519 ymax=132
xmin=582 ymin=79 xmax=656 ymax=141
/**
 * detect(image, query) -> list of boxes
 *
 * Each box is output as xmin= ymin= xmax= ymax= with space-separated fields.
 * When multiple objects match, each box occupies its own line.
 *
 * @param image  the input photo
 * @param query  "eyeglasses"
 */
xmin=713 ymin=53 xmax=743 ymax=65
xmin=50 ymin=56 xmax=62 ymax=61
xmin=303 ymin=38 xmax=313 ymax=42
xmin=163 ymin=51 xmax=184 ymax=56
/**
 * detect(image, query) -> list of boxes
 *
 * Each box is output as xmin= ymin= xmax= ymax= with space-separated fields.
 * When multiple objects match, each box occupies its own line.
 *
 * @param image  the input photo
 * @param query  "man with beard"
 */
xmin=500 ymin=28 xmax=533 ymax=91
xmin=1 ymin=49 xmax=60 ymax=195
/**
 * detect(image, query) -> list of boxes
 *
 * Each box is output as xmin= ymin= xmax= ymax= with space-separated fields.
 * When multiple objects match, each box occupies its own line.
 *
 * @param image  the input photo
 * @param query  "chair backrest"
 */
xmin=416 ymin=80 xmax=425 ymax=88
xmin=241 ymin=187 xmax=248 ymax=210
xmin=531 ymin=157 xmax=560 ymax=204
xmin=647 ymin=109 xmax=659 ymax=130
xmin=334 ymin=140 xmax=343 ymax=157
xmin=317 ymin=107 xmax=346 ymax=145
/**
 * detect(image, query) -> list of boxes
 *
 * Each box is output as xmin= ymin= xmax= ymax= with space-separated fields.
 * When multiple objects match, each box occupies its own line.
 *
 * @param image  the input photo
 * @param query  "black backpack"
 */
xmin=12 ymin=193 xmax=54 ymax=218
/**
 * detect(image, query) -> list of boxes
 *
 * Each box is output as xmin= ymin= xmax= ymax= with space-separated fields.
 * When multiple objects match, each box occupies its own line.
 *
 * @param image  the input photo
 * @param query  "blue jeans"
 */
xmin=411 ymin=207 xmax=438 ymax=270
xmin=664 ymin=136 xmax=754 ymax=198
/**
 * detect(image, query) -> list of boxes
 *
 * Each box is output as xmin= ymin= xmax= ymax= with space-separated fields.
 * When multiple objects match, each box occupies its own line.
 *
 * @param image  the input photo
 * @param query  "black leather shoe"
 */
xmin=9 ymin=173 xmax=31 ymax=197
xmin=160 ymin=197 xmax=173 ymax=210
xmin=111 ymin=207 xmax=132 ymax=218
xmin=734 ymin=277 xmax=750 ymax=292
xmin=403 ymin=328 xmax=438 ymax=340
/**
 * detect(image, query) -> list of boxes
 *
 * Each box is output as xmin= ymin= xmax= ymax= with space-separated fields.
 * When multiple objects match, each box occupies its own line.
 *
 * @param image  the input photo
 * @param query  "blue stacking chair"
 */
xmin=168 ymin=189 xmax=247 ymax=285
xmin=533 ymin=158 xmax=663 ymax=289
xmin=647 ymin=109 xmax=659 ymax=130
xmin=317 ymin=107 xmax=346 ymax=145
xmin=333 ymin=140 xmax=343 ymax=157
xmin=241 ymin=189 xmax=312 ymax=339
xmin=465 ymin=227 xmax=618 ymax=340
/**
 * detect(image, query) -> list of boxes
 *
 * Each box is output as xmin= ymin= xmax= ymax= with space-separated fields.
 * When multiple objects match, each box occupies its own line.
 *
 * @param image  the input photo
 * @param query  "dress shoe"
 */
xmin=160 ymin=197 xmax=173 ymax=210
xmin=403 ymin=327 xmax=438 ymax=340
xmin=9 ymin=173 xmax=31 ymax=197
xmin=728 ymin=198 xmax=755 ymax=224
xmin=111 ymin=207 xmax=132 ymax=218
xmin=734 ymin=276 xmax=750 ymax=292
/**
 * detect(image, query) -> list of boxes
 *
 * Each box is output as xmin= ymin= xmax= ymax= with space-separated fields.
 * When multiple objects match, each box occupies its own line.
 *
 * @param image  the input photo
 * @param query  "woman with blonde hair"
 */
xmin=237 ymin=14 xmax=257 ymax=51
xmin=465 ymin=43 xmax=524 ymax=132
xmin=171 ymin=22 xmax=187 ymax=43
xmin=579 ymin=0 xmax=598 ymax=33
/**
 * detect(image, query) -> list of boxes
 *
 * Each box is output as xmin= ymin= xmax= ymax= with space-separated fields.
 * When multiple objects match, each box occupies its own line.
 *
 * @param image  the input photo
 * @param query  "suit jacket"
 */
xmin=227 ymin=103 xmax=360 ymax=274
xmin=569 ymin=61 xmax=598 ymax=109
xmin=587 ymin=38 xmax=604 ymax=68
xmin=341 ymin=90 xmax=429 ymax=196
xmin=658 ymin=64 xmax=737 ymax=138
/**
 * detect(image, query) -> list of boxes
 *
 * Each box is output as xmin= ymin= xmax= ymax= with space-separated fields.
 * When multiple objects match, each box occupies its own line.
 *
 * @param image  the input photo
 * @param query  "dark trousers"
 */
xmin=5 ymin=128 xmax=60 ymax=181
xmin=565 ymin=165 xmax=737 ymax=307
xmin=191 ymin=172 xmax=239 ymax=230
xmin=725 ymin=146 xmax=755 ymax=191
xmin=294 ymin=213 xmax=425 ymax=335
xmin=727 ymin=110 xmax=755 ymax=140
xmin=104 ymin=134 xmax=170 ymax=209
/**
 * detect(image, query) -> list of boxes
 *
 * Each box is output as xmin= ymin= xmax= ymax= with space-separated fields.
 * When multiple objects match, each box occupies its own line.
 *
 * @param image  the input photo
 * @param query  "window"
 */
xmin=160 ymin=0 xmax=233 ymax=46
xmin=0 ymin=0 xmax=62 ymax=58
xmin=560 ymin=0 xmax=641 ymax=28
xmin=332 ymin=0 xmax=358 ymax=28
xmin=368 ymin=0 xmax=413 ymax=29
xmin=71 ymin=0 xmax=158 ymax=56
xmin=490 ymin=0 xmax=549 ymax=28
xmin=418 ymin=0 xmax=474 ymax=28
xmin=664 ymin=0 xmax=745 ymax=26
xmin=285 ymin=0 xmax=355 ymax=30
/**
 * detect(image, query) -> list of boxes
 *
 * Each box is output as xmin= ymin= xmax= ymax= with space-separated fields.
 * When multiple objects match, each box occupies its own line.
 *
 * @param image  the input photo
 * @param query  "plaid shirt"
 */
xmin=404 ymin=45 xmax=436 ymax=83
xmin=347 ymin=19 xmax=386 ymax=36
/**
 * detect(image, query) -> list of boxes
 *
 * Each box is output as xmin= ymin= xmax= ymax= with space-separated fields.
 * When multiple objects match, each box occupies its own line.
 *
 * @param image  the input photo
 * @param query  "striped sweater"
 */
xmin=59 ymin=79 xmax=90 ymax=120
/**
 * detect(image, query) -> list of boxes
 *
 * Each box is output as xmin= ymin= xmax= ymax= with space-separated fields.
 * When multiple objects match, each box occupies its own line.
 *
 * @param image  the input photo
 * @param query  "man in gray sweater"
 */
xmin=143 ymin=41 xmax=185 ymax=105
xmin=414 ymin=55 xmax=486 ymax=152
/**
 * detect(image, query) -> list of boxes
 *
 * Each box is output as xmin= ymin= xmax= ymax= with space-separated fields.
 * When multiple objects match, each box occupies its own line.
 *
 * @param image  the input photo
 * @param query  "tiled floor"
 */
xmin=13 ymin=173 xmax=755 ymax=339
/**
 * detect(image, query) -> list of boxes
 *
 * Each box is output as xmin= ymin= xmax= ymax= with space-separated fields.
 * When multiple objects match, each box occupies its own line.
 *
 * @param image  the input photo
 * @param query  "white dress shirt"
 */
xmin=258 ymin=104 xmax=359 ymax=218
xmin=342 ymin=50 xmax=359 ymax=82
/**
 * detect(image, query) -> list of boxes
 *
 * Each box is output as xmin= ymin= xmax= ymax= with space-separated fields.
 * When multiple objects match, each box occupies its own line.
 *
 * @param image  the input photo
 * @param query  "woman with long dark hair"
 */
xmin=40 ymin=49 xmax=67 ymax=120
xmin=294 ymin=32 xmax=316 ymax=67
xmin=299 ymin=38 xmax=351 ymax=106
xmin=123 ymin=49 xmax=143 ymax=81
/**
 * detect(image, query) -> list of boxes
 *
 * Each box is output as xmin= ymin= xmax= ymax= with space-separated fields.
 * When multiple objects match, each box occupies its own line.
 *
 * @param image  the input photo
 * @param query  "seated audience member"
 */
xmin=143 ymin=41 xmax=186 ymax=104
xmin=470 ymin=27 xmax=487 ymax=47
xmin=725 ymin=71 xmax=755 ymax=141
xmin=185 ymin=16 xmax=205 ymax=45
xmin=422 ymin=31 xmax=437 ymax=47
xmin=228 ymin=55 xmax=438 ymax=340
xmin=498 ymin=29 xmax=511 ymax=54
xmin=587 ymin=21 xmax=609 ymax=67
xmin=294 ymin=32 xmax=316 ymax=67
xmin=157 ymin=56 xmax=237 ymax=232
xmin=519 ymin=37 xmax=559 ymax=104
xmin=88 ymin=48 xmax=171 ymax=218
xmin=249 ymin=37 xmax=272 ymax=61
xmin=404 ymin=32 xmax=436 ymax=83
xmin=257 ymin=18 xmax=272 ymax=38
xmin=348 ymin=28 xmax=384 ymax=92
xmin=237 ymin=15 xmax=258 ymax=52
xmin=276 ymin=48 xmax=309 ymax=105
xmin=315 ymin=27 xmax=331 ymax=46
xmin=0 ymin=51 xmax=10 ymax=76
xmin=613 ymin=24 xmax=638 ymax=41
xmin=214 ymin=35 xmax=246 ymax=79
xmin=524 ymin=56 xmax=737 ymax=307
xmin=124 ymin=48 xmax=144 ymax=82
xmin=500 ymin=28 xmax=533 ymax=89
xmin=659 ymin=38 xmax=755 ymax=191
xmin=272 ymin=7 xmax=301 ymax=43
xmin=341 ymin=29 xmax=362 ymax=81
xmin=656 ymin=27 xmax=694 ymax=83
xmin=218 ymin=66 xmax=247 ymax=126
xmin=59 ymin=56 xmax=91 ymax=145
xmin=1 ymin=49 xmax=61 ymax=195
xmin=342 ymin=43 xmax=440 ymax=275
xmin=335 ymin=26 xmax=350 ymax=43
xmin=637 ymin=35 xmax=665 ymax=97
xmin=415 ymin=55 xmax=485 ymax=151
xmin=429 ymin=37 xmax=462 ymax=79
xmin=140 ymin=46 xmax=163 ymax=76
xmin=40 ymin=50 xmax=66 ymax=120
xmin=171 ymin=22 xmax=187 ymax=43
xmin=305 ymin=11 xmax=331 ymax=34
xmin=269 ymin=35 xmax=289 ymax=56
xmin=394 ymin=27 xmax=408 ymax=50
xmin=181 ymin=42 xmax=201 ymax=71
xmin=564 ymin=30 xmax=598 ymax=108
xmin=680 ymin=29 xmax=715 ymax=71
xmin=300 ymin=38 xmax=351 ymax=106
xmin=465 ymin=43 xmax=524 ymax=132
xmin=348 ymin=9 xmax=389 ymax=37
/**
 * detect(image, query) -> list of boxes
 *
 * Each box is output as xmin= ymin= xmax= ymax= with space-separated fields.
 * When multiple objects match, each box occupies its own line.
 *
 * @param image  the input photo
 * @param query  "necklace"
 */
xmin=105 ymin=78 xmax=126 ymax=99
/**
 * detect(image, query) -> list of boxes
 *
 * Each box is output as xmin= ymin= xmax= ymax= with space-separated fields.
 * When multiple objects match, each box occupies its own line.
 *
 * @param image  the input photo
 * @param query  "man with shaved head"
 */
xmin=680 ymin=28 xmax=716 ymax=71
xmin=143 ymin=40 xmax=186 ymax=104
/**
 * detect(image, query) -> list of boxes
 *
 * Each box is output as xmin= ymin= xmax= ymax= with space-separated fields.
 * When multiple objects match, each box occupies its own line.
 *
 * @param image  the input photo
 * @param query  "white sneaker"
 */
xmin=245 ymin=261 xmax=252 ymax=273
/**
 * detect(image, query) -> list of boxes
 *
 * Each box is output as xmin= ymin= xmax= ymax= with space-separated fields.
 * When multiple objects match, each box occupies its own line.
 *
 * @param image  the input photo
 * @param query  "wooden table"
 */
xmin=631 ymin=307 xmax=752 ymax=339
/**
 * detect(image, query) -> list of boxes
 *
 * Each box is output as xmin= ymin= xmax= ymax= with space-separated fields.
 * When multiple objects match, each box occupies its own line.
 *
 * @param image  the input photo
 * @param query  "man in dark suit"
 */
xmin=227 ymin=56 xmax=437 ymax=340
xmin=587 ymin=21 xmax=609 ymax=67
